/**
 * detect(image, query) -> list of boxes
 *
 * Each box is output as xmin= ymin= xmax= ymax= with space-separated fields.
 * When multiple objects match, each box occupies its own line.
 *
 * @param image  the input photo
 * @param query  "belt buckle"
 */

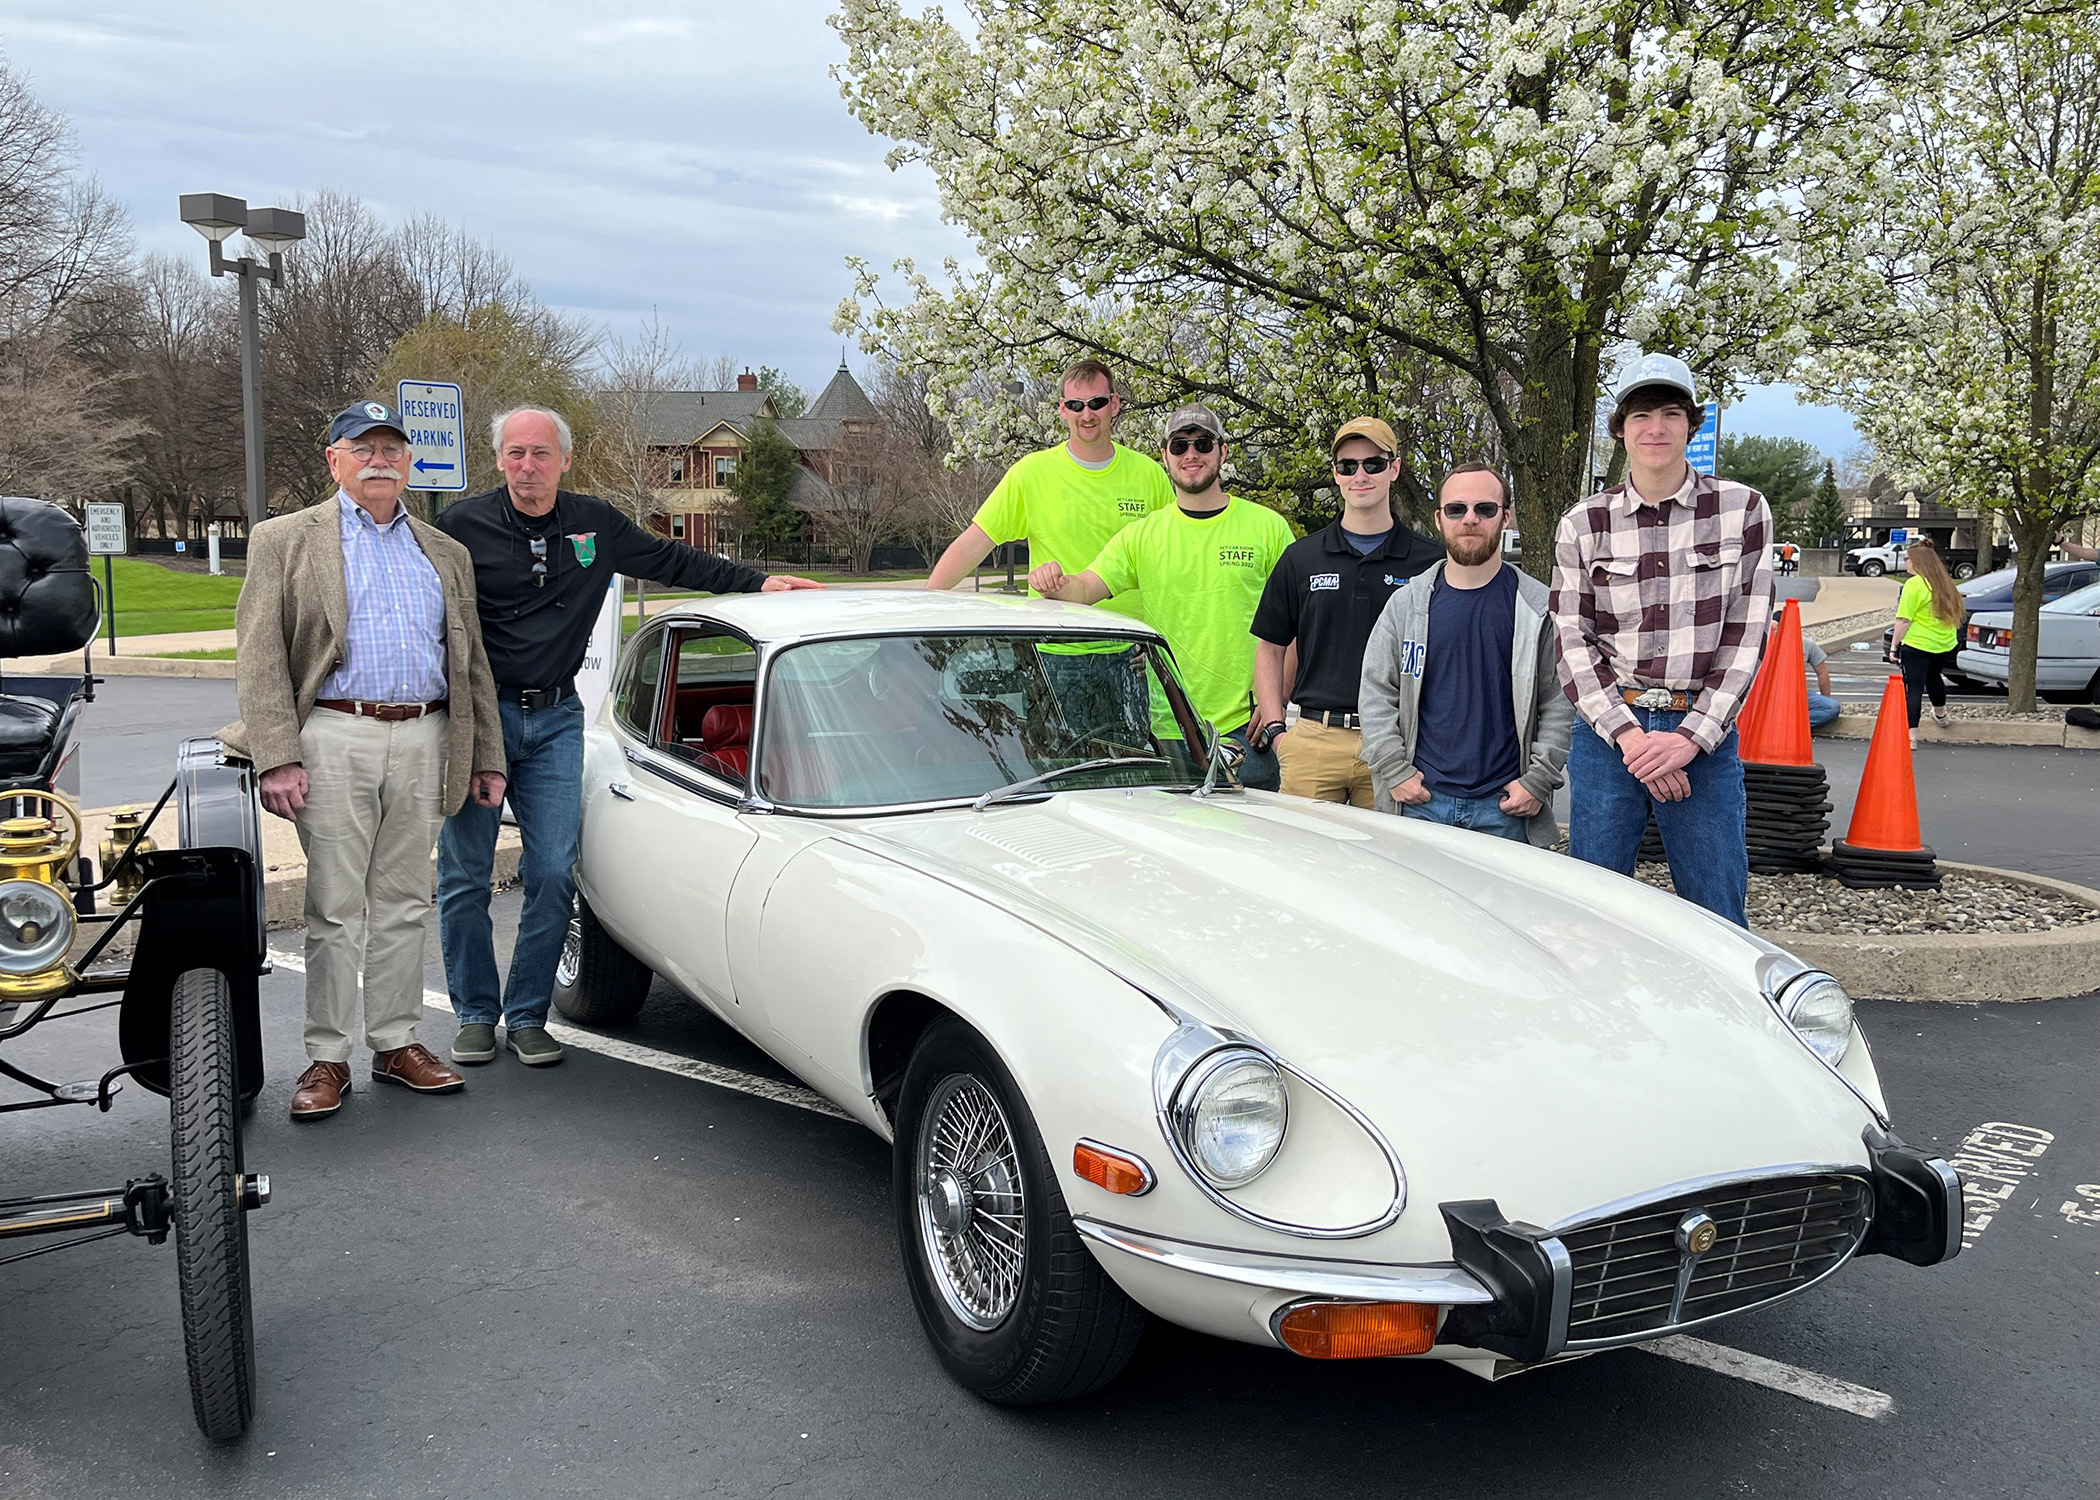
xmin=1632 ymin=687 xmax=1676 ymax=710
xmin=521 ymin=687 xmax=552 ymax=711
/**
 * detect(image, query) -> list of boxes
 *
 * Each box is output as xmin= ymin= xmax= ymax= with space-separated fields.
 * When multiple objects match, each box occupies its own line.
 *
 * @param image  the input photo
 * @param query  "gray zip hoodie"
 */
xmin=1357 ymin=558 xmax=1574 ymax=846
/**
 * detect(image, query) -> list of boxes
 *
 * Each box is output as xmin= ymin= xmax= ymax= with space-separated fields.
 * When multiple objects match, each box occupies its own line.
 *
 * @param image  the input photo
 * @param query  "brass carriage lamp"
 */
xmin=0 ymin=804 xmax=81 ymax=1000
xmin=99 ymin=807 xmax=155 ymax=906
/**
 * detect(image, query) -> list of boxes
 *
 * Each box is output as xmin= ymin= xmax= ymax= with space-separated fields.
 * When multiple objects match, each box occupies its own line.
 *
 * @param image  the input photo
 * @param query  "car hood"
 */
xmin=841 ymin=790 xmax=1875 ymax=1226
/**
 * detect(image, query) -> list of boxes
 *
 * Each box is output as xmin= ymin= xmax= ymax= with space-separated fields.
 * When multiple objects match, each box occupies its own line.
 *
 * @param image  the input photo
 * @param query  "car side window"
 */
xmin=660 ymin=629 xmax=759 ymax=784
xmin=612 ymin=627 xmax=665 ymax=738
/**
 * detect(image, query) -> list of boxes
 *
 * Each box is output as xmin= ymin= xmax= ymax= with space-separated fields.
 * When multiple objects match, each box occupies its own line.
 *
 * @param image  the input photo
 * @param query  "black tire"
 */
xmin=893 ymin=1020 xmax=1146 ymax=1405
xmin=550 ymin=894 xmax=651 ymax=1025
xmin=170 ymin=967 xmax=255 ymax=1442
xmin=1953 ymin=561 xmax=1977 ymax=581
xmin=1861 ymin=559 xmax=1886 ymax=577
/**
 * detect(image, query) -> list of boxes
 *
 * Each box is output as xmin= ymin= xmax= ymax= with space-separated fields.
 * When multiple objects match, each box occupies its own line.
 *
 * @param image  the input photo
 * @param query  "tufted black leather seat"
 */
xmin=0 ymin=694 xmax=62 ymax=777
xmin=0 ymin=497 xmax=98 ymax=657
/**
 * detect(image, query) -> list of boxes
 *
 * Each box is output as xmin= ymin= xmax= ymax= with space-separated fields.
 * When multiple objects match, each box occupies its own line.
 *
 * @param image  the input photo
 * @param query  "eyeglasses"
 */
xmin=343 ymin=441 xmax=408 ymax=462
xmin=529 ymin=534 xmax=548 ymax=588
xmin=1441 ymin=501 xmax=1507 ymax=520
xmin=1334 ymin=456 xmax=1392 ymax=476
xmin=1061 ymin=395 xmax=1113 ymax=412
xmin=1167 ymin=435 xmax=1217 ymax=456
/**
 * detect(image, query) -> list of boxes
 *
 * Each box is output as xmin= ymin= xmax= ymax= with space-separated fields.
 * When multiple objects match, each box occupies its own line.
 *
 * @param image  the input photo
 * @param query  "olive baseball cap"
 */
xmin=1331 ymin=417 xmax=1397 ymax=456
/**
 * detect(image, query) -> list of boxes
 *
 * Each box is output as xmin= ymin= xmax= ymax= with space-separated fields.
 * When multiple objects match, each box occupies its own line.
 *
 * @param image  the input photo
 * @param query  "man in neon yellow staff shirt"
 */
xmin=926 ymin=358 xmax=1175 ymax=731
xmin=1029 ymin=404 xmax=1295 ymax=789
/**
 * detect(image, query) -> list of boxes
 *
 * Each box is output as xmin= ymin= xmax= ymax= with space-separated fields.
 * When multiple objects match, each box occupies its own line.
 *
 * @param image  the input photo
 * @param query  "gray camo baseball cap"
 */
xmin=1163 ymin=403 xmax=1226 ymax=442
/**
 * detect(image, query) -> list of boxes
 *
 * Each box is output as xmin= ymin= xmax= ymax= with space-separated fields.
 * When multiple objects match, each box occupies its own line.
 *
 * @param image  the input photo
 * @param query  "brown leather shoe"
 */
xmin=290 ymin=1060 xmax=351 ymax=1120
xmin=372 ymin=1043 xmax=465 ymax=1094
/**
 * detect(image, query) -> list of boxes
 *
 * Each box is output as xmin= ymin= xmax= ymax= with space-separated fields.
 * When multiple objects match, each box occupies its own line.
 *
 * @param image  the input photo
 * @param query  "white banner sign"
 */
xmin=576 ymin=575 xmax=624 ymax=726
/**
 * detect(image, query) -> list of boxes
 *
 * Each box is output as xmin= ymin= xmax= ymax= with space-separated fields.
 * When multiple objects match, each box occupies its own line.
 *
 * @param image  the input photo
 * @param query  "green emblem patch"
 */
xmin=569 ymin=532 xmax=597 ymax=567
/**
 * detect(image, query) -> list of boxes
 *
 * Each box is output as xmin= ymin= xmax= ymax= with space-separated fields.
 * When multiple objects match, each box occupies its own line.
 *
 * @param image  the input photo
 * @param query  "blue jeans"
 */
xmin=1568 ymin=709 xmax=1749 ymax=927
xmin=1224 ymin=723 xmax=1281 ymax=792
xmin=1400 ymin=788 xmax=1529 ymax=842
xmin=1807 ymin=691 xmax=1841 ymax=730
xmin=437 ymin=694 xmax=585 ymax=1030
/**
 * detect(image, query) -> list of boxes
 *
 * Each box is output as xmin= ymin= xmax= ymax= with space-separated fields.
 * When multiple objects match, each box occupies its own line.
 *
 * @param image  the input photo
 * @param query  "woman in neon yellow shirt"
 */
xmin=1887 ymin=537 xmax=1964 ymax=748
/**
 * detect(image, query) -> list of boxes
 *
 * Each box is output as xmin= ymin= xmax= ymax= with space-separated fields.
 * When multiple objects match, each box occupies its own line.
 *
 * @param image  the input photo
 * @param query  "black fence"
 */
xmin=134 ymin=536 xmax=249 ymax=560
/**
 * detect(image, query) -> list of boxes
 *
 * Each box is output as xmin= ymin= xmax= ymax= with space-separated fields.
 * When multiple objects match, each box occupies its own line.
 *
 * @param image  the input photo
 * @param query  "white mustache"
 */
xmin=359 ymin=466 xmax=403 ymax=481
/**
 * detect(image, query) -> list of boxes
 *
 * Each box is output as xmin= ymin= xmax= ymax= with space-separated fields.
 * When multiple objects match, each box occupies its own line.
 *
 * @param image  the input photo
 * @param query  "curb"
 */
xmin=1756 ymin=861 xmax=2100 ymax=1002
xmin=14 ymin=654 xmax=236 ymax=680
xmin=262 ymin=834 xmax=523 ymax=930
xmin=1822 ymin=714 xmax=2099 ymax=749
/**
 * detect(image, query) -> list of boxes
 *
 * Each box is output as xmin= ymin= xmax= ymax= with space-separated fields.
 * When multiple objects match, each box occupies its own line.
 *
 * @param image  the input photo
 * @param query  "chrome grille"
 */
xmin=1558 ymin=1174 xmax=1873 ymax=1346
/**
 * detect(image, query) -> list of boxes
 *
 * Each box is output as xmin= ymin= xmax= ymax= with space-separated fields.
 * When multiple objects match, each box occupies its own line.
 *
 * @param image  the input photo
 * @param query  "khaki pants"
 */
xmin=292 ymin=707 xmax=448 ymax=1063
xmin=1275 ymin=719 xmax=1375 ymax=807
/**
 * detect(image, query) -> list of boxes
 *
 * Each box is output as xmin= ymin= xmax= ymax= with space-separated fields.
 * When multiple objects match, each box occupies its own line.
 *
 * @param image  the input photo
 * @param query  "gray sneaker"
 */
xmin=506 ymin=1026 xmax=564 ymax=1066
xmin=451 ymin=1023 xmax=498 ymax=1065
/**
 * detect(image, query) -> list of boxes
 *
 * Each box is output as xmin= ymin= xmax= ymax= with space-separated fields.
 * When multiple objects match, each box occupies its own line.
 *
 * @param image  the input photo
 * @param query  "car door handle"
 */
xmin=607 ymin=783 xmax=635 ymax=801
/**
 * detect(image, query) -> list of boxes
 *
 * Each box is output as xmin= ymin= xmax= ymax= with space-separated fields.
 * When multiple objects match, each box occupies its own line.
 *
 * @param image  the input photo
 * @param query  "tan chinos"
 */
xmin=1275 ymin=718 xmax=1376 ymax=807
xmin=294 ymin=707 xmax=448 ymax=1062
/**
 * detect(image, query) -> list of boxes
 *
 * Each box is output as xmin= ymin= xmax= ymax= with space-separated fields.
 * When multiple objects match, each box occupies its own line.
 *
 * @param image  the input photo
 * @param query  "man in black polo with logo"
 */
xmin=434 ymin=405 xmax=820 ymax=1069
xmin=1251 ymin=417 xmax=1441 ymax=805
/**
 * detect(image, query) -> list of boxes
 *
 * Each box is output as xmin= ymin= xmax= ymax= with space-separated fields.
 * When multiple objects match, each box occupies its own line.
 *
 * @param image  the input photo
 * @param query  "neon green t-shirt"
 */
xmin=1089 ymin=497 xmax=1296 ymax=732
xmin=973 ymin=443 xmax=1174 ymax=625
xmin=1896 ymin=573 xmax=1960 ymax=654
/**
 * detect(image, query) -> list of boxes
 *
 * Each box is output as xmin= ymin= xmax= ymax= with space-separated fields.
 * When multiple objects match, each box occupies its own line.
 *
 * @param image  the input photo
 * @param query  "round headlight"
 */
xmin=1782 ymin=973 xmax=1854 ymax=1066
xmin=0 ymin=878 xmax=74 ymax=976
xmin=1175 ymin=1050 xmax=1288 ymax=1188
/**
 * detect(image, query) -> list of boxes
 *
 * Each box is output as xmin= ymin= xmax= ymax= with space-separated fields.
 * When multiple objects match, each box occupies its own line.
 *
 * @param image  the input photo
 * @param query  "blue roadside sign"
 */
xmin=1891 ymin=527 xmax=1909 ymax=544
xmin=1687 ymin=403 xmax=1720 ymax=476
xmin=397 ymin=379 xmax=468 ymax=492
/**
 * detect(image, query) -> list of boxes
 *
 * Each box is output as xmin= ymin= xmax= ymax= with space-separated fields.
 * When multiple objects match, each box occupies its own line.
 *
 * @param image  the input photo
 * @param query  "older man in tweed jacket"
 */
xmin=1550 ymin=354 xmax=1773 ymax=926
xmin=222 ymin=401 xmax=506 ymax=1121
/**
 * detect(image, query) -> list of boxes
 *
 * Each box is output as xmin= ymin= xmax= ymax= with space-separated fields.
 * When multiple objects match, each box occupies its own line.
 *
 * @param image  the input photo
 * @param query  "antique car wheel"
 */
xmin=550 ymin=895 xmax=651 ymax=1025
xmin=169 ymin=967 xmax=255 ymax=1441
xmin=894 ymin=1020 xmax=1146 ymax=1405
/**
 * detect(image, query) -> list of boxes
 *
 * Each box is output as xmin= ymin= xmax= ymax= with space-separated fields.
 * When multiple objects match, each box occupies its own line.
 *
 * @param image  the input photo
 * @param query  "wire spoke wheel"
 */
xmin=915 ymin=1074 xmax=1026 ymax=1331
xmin=555 ymin=914 xmax=582 ymax=991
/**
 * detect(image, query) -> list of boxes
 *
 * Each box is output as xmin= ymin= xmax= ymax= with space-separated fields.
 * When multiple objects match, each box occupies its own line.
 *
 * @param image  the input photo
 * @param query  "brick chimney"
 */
xmin=737 ymin=369 xmax=759 ymax=392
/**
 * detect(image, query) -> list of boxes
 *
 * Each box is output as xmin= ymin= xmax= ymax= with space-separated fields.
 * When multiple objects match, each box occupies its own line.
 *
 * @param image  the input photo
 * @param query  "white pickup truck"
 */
xmin=1844 ymin=541 xmax=1998 ymax=580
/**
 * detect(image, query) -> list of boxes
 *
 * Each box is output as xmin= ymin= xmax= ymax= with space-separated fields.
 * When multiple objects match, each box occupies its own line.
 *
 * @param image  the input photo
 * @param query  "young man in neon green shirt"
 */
xmin=927 ymin=358 xmax=1175 ymax=732
xmin=1029 ymin=405 xmax=1296 ymax=789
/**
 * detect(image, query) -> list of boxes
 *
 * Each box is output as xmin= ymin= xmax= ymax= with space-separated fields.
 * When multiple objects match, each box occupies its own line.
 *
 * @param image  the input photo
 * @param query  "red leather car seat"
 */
xmin=695 ymin=704 xmax=753 ymax=779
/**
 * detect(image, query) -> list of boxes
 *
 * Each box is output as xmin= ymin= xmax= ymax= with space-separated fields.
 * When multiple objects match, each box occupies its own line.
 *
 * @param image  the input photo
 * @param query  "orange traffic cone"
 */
xmin=1829 ymin=672 xmax=1939 ymax=889
xmin=1737 ymin=598 xmax=1813 ymax=767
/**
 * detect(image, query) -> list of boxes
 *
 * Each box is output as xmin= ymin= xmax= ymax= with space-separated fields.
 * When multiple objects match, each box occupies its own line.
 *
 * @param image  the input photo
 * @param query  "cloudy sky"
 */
xmin=2 ymin=0 xmax=1855 ymax=452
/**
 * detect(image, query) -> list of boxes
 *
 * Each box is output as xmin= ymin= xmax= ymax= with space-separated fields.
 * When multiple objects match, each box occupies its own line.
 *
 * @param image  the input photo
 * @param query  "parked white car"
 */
xmin=1957 ymin=579 xmax=2100 ymax=702
xmin=561 ymin=591 xmax=1962 ymax=1404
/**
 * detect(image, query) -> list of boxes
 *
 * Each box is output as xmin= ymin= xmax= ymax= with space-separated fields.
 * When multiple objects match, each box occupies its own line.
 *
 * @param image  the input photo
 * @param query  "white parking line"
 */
xmin=1639 ymin=1335 xmax=1897 ymax=1420
xmin=266 ymin=948 xmax=850 ymax=1120
xmin=266 ymin=949 xmax=1900 ymax=1417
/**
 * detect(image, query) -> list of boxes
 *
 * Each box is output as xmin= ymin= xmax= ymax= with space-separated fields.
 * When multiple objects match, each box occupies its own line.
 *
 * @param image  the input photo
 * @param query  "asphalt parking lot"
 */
xmin=5 ymin=679 xmax=2095 ymax=1499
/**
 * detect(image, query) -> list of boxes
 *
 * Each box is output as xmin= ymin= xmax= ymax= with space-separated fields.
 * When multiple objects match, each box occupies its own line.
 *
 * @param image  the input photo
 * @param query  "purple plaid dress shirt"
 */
xmin=318 ymin=489 xmax=449 ymax=704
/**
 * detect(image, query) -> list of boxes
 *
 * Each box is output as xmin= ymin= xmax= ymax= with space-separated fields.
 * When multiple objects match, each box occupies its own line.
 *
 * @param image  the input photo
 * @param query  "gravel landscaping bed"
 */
xmin=1835 ymin=700 xmax=2068 ymax=722
xmin=1808 ymin=608 xmax=1898 ymax=643
xmin=1633 ymin=866 xmax=2099 ymax=935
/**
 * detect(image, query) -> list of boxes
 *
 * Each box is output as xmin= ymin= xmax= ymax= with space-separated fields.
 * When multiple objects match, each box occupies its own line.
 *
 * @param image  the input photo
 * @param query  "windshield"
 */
xmin=2044 ymin=580 xmax=2100 ymax=615
xmin=757 ymin=633 xmax=1211 ymax=809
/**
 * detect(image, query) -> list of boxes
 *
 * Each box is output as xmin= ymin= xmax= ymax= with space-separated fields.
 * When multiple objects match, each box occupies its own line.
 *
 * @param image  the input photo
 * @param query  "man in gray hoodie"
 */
xmin=1359 ymin=464 xmax=1573 ymax=845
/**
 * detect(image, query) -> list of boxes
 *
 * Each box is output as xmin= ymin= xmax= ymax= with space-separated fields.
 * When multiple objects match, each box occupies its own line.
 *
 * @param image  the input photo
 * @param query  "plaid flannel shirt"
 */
xmin=1549 ymin=469 xmax=1774 ymax=753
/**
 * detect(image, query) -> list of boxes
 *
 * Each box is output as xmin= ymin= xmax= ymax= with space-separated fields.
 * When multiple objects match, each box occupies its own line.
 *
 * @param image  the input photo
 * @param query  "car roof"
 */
xmin=648 ymin=587 xmax=1165 ymax=643
xmin=1963 ymin=561 xmax=2087 ymax=594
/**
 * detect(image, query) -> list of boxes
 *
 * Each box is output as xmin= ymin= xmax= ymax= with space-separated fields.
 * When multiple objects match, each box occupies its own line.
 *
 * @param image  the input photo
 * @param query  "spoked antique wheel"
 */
xmin=169 ymin=967 xmax=256 ymax=1441
xmin=893 ymin=1021 xmax=1145 ymax=1404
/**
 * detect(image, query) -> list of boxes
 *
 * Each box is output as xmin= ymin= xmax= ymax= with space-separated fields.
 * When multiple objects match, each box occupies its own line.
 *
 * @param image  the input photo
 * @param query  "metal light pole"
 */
xmin=179 ymin=194 xmax=306 ymax=533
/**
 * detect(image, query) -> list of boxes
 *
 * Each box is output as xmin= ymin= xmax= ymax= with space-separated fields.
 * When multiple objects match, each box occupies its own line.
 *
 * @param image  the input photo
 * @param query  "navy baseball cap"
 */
xmin=327 ymin=400 xmax=408 ymax=445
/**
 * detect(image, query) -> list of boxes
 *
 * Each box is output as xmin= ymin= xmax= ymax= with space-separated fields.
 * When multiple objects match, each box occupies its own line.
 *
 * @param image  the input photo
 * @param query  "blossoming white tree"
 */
xmin=831 ymin=0 xmax=1971 ymax=573
xmin=1803 ymin=10 xmax=2100 ymax=710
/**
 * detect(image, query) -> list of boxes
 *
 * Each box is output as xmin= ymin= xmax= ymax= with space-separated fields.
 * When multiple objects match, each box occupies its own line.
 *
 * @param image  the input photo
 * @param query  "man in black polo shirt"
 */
xmin=434 ymin=405 xmax=819 ymax=1068
xmin=1251 ymin=417 xmax=1440 ymax=805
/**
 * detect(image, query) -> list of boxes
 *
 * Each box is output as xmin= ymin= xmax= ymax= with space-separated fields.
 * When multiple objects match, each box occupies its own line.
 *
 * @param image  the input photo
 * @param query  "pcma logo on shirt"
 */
xmin=1309 ymin=572 xmax=1341 ymax=591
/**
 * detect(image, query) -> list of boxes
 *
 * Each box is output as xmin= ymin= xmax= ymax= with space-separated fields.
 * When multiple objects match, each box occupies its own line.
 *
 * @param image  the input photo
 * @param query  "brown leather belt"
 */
xmin=314 ymin=698 xmax=447 ymax=722
xmin=1620 ymin=686 xmax=1695 ymax=712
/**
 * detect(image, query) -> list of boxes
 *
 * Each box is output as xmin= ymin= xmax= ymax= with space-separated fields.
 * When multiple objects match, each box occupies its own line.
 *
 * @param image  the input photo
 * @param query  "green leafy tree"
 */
xmin=1718 ymin=434 xmax=1822 ymax=542
xmin=832 ymin=0 xmax=1984 ymax=577
xmin=757 ymin=366 xmax=807 ymax=418
xmin=727 ymin=417 xmax=804 ymax=560
xmin=1806 ymin=461 xmax=1847 ymax=547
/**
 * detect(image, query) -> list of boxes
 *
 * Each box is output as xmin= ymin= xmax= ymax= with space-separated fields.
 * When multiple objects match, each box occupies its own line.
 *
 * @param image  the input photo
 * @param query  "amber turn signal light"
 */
xmin=1073 ymin=1140 xmax=1153 ymax=1196
xmin=1275 ymin=1300 xmax=1439 ymax=1359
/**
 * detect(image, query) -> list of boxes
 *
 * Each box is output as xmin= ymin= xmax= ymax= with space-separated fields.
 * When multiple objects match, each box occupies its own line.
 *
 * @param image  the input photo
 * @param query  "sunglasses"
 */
xmin=1062 ymin=395 xmax=1114 ymax=412
xmin=1441 ymin=501 xmax=1507 ymax=520
xmin=1333 ymin=456 xmax=1392 ymax=476
xmin=1167 ymin=434 xmax=1217 ymax=456
xmin=529 ymin=534 xmax=549 ymax=588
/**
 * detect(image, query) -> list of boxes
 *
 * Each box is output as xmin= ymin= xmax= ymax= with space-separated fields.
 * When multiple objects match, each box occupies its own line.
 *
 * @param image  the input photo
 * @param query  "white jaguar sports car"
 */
xmin=559 ymin=591 xmax=1962 ymax=1404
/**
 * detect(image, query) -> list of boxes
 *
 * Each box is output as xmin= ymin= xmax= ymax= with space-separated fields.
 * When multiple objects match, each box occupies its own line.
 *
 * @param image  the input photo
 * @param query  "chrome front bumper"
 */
xmin=1073 ymin=1218 xmax=1494 ymax=1306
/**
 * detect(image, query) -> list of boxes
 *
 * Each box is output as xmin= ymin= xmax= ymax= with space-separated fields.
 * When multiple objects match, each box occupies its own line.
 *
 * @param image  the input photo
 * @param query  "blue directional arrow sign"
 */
xmin=397 ymin=379 xmax=468 ymax=493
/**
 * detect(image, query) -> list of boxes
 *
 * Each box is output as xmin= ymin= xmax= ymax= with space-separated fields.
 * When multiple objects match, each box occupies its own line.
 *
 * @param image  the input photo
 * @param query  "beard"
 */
xmin=1171 ymin=459 xmax=1222 ymax=496
xmin=1445 ymin=531 xmax=1500 ymax=567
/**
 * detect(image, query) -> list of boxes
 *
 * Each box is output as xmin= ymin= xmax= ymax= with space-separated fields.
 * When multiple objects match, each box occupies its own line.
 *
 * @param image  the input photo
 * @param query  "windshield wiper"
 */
xmin=971 ymin=756 xmax=1173 ymax=811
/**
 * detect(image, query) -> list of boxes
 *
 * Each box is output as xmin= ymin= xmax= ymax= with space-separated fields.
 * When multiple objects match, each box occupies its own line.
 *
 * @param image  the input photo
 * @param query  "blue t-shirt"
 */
xmin=1415 ymin=566 xmax=1521 ymax=801
xmin=1342 ymin=527 xmax=1392 ymax=555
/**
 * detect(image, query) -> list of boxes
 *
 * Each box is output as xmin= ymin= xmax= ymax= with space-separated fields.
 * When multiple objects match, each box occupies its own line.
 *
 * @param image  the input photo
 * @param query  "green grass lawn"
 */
xmin=146 ymin=647 xmax=238 ymax=660
xmin=99 ymin=557 xmax=244 ymax=636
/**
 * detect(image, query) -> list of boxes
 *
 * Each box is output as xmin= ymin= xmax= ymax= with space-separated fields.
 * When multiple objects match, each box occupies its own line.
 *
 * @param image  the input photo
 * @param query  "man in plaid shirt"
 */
xmin=1550 ymin=353 xmax=1774 ymax=925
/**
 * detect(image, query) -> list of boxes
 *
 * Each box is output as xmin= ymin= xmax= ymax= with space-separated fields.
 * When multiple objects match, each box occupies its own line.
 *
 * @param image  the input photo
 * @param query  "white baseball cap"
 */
xmin=1611 ymin=351 xmax=1700 ymax=410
